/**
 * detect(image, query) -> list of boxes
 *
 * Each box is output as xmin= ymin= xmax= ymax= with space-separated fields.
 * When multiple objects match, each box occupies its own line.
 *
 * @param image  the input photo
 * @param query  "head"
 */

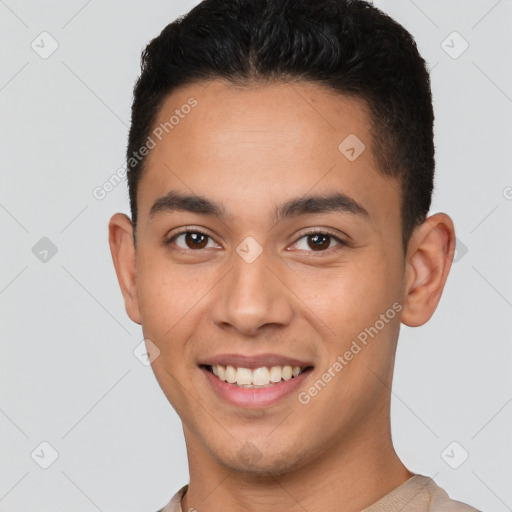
xmin=126 ymin=0 xmax=436 ymax=253
xmin=109 ymin=0 xmax=455 ymax=478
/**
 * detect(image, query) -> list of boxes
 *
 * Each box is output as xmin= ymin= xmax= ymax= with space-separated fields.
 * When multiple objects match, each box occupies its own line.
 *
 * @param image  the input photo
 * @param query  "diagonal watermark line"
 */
xmin=397 ymin=472 xmax=439 ymax=512
xmin=470 ymin=204 xmax=499 ymax=233
xmin=265 ymin=163 xmax=338 ymax=236
xmin=0 ymin=61 xmax=29 ymax=92
xmin=471 ymin=265 xmax=512 ymax=309
xmin=0 ymin=202 xmax=29 ymax=232
xmin=159 ymin=159 xmax=233 ymax=237
xmin=194 ymin=470 xmax=235 ymax=507
xmin=265 ymin=265 xmax=336 ymax=336
xmin=471 ymin=0 xmax=502 ymax=29
xmin=289 ymin=83 xmax=336 ymax=131
xmin=428 ymin=61 xmax=439 ymax=73
xmin=391 ymin=388 xmax=439 ymax=438
xmin=368 ymin=366 xmax=439 ymax=438
xmin=0 ymin=0 xmax=29 ymax=28
xmin=61 ymin=369 xmax=131 ymax=439
xmin=0 ymin=471 xmax=29 ymax=502
xmin=61 ymin=61 xmax=128 ymax=127
xmin=159 ymin=159 xmax=196 ymax=194
xmin=471 ymin=471 xmax=511 ymax=509
xmin=472 ymin=60 xmax=512 ymax=104
xmin=61 ymin=470 xmax=103 ymax=511
xmin=264 ymin=409 xmax=293 ymax=439
xmin=163 ymin=266 xmax=234 ymax=338
xmin=60 ymin=204 xmax=89 ymax=233
xmin=406 ymin=0 xmax=439 ymax=28
xmin=471 ymin=395 xmax=512 ymax=439
xmin=61 ymin=265 xmax=132 ymax=334
xmin=161 ymin=366 xmax=234 ymax=438
xmin=0 ymin=408 xmax=29 ymax=438
xmin=271 ymin=477 xmax=310 ymax=512
xmin=61 ymin=0 xmax=93 ymax=29
xmin=200 ymin=79 xmax=215 ymax=94
xmin=0 ymin=265 xmax=28 ymax=296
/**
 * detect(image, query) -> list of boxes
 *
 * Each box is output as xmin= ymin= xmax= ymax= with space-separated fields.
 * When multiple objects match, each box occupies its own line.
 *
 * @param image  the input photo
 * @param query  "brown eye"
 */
xmin=294 ymin=231 xmax=346 ymax=253
xmin=184 ymin=232 xmax=208 ymax=249
xmin=307 ymin=233 xmax=331 ymax=251
xmin=168 ymin=231 xmax=217 ymax=250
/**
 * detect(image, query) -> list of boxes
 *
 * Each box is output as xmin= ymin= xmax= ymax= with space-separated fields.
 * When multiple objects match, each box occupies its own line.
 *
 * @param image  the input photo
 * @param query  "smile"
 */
xmin=204 ymin=364 xmax=310 ymax=388
xmin=200 ymin=360 xmax=314 ymax=407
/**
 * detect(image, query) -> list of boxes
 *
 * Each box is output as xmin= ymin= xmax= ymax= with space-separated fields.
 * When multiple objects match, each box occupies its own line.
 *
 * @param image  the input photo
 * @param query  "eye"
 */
xmin=292 ymin=230 xmax=347 ymax=253
xmin=164 ymin=228 xmax=348 ymax=253
xmin=165 ymin=229 xmax=220 ymax=251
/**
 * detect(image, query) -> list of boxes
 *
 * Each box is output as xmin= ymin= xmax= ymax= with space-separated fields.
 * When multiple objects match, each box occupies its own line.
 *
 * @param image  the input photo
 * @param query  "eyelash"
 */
xmin=164 ymin=227 xmax=348 ymax=254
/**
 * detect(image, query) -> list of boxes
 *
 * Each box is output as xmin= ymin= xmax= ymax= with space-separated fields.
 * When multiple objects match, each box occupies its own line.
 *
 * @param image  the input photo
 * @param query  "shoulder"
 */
xmin=156 ymin=484 xmax=189 ymax=512
xmin=422 ymin=475 xmax=481 ymax=512
xmin=430 ymin=494 xmax=481 ymax=512
xmin=364 ymin=474 xmax=482 ymax=512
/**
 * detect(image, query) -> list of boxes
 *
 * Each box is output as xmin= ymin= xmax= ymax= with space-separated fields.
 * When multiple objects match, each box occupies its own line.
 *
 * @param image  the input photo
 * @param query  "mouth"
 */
xmin=201 ymin=363 xmax=314 ymax=388
xmin=199 ymin=354 xmax=315 ymax=407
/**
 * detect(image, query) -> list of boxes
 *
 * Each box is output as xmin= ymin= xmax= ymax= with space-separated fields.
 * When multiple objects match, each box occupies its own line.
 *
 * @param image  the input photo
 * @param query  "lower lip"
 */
xmin=201 ymin=366 xmax=312 ymax=408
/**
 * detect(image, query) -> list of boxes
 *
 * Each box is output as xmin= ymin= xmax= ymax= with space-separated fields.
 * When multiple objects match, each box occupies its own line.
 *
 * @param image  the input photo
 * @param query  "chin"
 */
xmin=214 ymin=440 xmax=315 ymax=478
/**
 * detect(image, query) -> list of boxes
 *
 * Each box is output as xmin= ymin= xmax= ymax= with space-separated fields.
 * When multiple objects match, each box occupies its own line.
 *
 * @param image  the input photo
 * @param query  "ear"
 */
xmin=108 ymin=213 xmax=141 ymax=325
xmin=401 ymin=212 xmax=456 ymax=327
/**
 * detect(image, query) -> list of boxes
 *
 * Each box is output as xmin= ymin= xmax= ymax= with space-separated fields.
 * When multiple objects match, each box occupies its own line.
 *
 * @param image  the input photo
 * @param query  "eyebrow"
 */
xmin=148 ymin=190 xmax=369 ymax=222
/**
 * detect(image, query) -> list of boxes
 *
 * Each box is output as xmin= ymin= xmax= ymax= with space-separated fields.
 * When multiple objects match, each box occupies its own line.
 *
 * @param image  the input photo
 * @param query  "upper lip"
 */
xmin=200 ymin=353 xmax=314 ymax=370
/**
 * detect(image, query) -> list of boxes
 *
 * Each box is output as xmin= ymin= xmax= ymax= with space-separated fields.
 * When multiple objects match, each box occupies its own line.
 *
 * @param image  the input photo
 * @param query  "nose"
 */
xmin=210 ymin=247 xmax=294 ymax=337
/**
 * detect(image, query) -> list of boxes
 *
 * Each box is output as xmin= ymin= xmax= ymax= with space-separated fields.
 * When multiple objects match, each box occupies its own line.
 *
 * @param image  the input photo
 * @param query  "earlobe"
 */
xmin=108 ymin=213 xmax=142 ymax=325
xmin=401 ymin=213 xmax=456 ymax=327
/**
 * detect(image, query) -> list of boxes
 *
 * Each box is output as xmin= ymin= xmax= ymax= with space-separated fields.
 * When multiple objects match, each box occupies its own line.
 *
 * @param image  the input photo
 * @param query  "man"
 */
xmin=108 ymin=0 xmax=481 ymax=510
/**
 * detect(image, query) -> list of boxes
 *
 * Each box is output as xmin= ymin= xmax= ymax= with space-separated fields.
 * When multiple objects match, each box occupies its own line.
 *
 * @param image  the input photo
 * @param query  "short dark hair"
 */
xmin=127 ymin=0 xmax=435 ymax=251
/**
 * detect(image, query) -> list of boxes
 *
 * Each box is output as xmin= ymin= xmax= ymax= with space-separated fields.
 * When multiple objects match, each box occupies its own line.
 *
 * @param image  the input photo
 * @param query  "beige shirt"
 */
xmin=157 ymin=475 xmax=480 ymax=512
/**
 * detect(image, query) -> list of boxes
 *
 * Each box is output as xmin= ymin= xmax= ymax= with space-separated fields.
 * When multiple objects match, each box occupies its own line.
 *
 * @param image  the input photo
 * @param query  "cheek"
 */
xmin=136 ymin=253 xmax=211 ymax=334
xmin=295 ymin=258 xmax=400 ymax=336
xmin=135 ymin=254 xmax=217 ymax=376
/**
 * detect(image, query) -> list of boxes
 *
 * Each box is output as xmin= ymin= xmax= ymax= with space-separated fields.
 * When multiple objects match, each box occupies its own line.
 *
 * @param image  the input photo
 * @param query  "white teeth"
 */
xmin=253 ymin=367 xmax=270 ymax=386
xmin=270 ymin=366 xmax=282 ymax=382
xmin=209 ymin=364 xmax=306 ymax=387
xmin=282 ymin=366 xmax=293 ymax=380
xmin=225 ymin=365 xmax=237 ymax=384
xmin=236 ymin=367 xmax=252 ymax=386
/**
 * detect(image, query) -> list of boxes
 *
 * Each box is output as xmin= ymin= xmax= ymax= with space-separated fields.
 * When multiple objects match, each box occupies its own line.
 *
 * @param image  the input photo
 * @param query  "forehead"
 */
xmin=148 ymin=79 xmax=375 ymax=164
xmin=138 ymin=79 xmax=400 ymax=229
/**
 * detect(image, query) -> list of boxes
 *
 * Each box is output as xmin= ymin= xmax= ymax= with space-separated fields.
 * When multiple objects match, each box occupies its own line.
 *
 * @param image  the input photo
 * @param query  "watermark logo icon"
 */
xmin=133 ymin=339 xmax=161 ymax=366
xmin=452 ymin=237 xmax=468 ymax=263
xmin=31 ymin=441 xmax=59 ymax=469
xmin=237 ymin=441 xmax=263 ymax=467
xmin=441 ymin=31 xmax=469 ymax=59
xmin=338 ymin=134 xmax=366 ymax=161
xmin=31 ymin=32 xmax=59 ymax=59
xmin=236 ymin=236 xmax=263 ymax=264
xmin=32 ymin=237 xmax=58 ymax=263
xmin=441 ymin=441 xmax=469 ymax=469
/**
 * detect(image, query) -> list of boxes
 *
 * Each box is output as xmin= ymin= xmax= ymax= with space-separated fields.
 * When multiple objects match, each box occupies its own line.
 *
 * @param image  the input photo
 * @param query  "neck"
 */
xmin=181 ymin=408 xmax=412 ymax=512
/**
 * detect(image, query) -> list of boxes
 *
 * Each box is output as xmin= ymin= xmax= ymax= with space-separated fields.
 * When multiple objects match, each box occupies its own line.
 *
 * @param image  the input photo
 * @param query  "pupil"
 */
xmin=186 ymin=232 xmax=208 ymax=249
xmin=309 ymin=234 xmax=329 ymax=251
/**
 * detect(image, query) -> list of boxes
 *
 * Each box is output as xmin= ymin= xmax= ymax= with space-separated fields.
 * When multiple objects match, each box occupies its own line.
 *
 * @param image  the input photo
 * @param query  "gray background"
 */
xmin=0 ymin=0 xmax=511 ymax=510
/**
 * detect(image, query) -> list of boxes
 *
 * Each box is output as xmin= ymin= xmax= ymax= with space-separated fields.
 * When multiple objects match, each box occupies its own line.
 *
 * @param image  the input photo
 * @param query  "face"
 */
xmin=110 ymin=79 xmax=453 ymax=477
